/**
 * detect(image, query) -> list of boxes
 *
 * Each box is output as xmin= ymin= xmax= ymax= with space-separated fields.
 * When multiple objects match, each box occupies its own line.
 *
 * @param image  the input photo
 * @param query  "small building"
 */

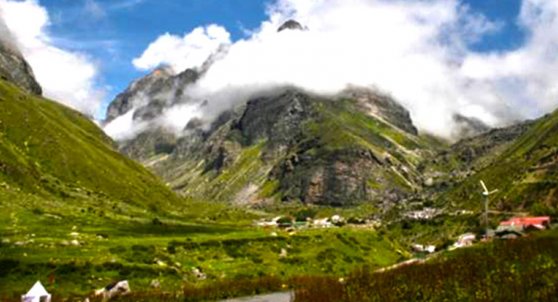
xmin=498 ymin=216 xmax=551 ymax=232
xmin=451 ymin=233 xmax=476 ymax=249
xmin=21 ymin=281 xmax=51 ymax=302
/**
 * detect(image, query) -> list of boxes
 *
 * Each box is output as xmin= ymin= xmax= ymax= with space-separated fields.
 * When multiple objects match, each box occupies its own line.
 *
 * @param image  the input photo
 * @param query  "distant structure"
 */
xmin=498 ymin=216 xmax=551 ymax=232
xmin=480 ymin=180 xmax=498 ymax=236
xmin=21 ymin=281 xmax=51 ymax=302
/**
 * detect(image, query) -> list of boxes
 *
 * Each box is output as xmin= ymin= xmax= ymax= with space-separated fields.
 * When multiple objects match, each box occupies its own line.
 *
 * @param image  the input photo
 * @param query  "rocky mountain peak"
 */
xmin=278 ymin=19 xmax=304 ymax=32
xmin=105 ymin=66 xmax=198 ymax=123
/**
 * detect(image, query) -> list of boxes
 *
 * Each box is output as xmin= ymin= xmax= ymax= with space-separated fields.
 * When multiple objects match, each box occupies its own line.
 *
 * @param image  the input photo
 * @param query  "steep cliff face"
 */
xmin=119 ymin=87 xmax=432 ymax=206
xmin=104 ymin=66 xmax=199 ymax=160
xmin=0 ymin=40 xmax=42 ymax=95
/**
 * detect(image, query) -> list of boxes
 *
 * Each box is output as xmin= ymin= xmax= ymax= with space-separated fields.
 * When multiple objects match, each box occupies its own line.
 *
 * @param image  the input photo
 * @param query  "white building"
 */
xmin=21 ymin=281 xmax=51 ymax=302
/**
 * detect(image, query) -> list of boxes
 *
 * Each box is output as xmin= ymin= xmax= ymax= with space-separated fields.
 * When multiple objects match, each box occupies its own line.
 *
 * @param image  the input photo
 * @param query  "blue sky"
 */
xmin=37 ymin=0 xmax=270 ymax=116
xmin=34 ymin=0 xmax=527 ymax=118
xmin=463 ymin=0 xmax=525 ymax=51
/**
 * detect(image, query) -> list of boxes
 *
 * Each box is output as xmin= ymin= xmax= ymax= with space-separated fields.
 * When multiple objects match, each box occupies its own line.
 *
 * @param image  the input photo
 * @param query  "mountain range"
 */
xmin=103 ymin=18 xmax=557 ymax=214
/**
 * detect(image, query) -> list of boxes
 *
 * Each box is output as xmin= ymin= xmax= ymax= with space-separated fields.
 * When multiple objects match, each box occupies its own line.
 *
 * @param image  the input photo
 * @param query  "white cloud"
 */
xmin=103 ymin=101 xmax=202 ymax=141
xmin=0 ymin=0 xmax=104 ymax=116
xmin=187 ymin=0 xmax=506 ymax=138
xmin=132 ymin=24 xmax=231 ymax=72
xmin=461 ymin=0 xmax=558 ymax=117
xmin=123 ymin=0 xmax=558 ymax=140
xmin=103 ymin=109 xmax=144 ymax=141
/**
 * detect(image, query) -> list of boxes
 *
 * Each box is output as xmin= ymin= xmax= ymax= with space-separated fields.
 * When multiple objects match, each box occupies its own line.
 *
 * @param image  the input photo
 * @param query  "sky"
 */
xmin=1 ymin=0 xmax=557 ymax=139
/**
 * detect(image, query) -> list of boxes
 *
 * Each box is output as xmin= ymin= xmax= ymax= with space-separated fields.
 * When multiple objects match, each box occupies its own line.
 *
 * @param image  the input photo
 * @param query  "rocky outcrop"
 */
xmin=0 ymin=39 xmax=42 ymax=95
xmin=233 ymin=90 xmax=314 ymax=147
xmin=105 ymin=66 xmax=198 ymax=122
xmin=104 ymin=66 xmax=200 ymax=160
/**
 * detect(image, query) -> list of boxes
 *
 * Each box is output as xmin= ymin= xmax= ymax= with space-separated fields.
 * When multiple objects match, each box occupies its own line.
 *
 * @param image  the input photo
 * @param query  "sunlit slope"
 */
xmin=0 ymin=79 xmax=179 ymax=208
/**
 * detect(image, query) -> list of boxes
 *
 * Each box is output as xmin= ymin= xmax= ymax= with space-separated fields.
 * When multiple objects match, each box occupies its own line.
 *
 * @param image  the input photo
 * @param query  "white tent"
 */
xmin=21 ymin=281 xmax=51 ymax=302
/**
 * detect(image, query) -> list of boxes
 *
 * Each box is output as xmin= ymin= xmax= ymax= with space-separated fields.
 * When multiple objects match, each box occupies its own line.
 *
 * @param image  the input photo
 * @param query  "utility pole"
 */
xmin=480 ymin=180 xmax=498 ymax=238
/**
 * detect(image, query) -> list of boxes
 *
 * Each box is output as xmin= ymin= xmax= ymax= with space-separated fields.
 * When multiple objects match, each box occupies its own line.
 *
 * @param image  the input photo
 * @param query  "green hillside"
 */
xmin=0 ymin=79 xmax=179 ymax=209
xmin=295 ymin=229 xmax=558 ymax=302
xmin=441 ymin=109 xmax=558 ymax=214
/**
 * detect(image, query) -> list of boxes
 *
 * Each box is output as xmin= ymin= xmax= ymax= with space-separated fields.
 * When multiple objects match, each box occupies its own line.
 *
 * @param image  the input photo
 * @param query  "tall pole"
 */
xmin=484 ymin=194 xmax=489 ymax=238
xmin=480 ymin=180 xmax=497 ymax=239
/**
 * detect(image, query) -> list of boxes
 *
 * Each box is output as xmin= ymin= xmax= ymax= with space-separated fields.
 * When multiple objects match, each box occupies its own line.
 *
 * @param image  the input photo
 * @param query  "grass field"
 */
xmin=0 ymin=194 xmax=405 ymax=299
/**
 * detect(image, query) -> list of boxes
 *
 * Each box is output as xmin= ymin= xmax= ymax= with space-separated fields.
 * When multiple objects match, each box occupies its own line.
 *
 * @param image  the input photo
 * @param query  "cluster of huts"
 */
xmin=415 ymin=216 xmax=552 ymax=255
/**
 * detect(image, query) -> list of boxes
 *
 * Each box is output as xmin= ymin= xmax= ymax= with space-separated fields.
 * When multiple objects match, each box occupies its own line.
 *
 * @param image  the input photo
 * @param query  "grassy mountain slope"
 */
xmin=440 ymin=109 xmax=558 ymax=214
xmin=0 ymin=79 xmax=178 ymax=208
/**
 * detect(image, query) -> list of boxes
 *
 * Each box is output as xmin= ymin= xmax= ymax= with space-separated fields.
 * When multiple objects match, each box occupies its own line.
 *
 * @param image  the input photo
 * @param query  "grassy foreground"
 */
xmin=0 ymin=199 xmax=403 ymax=299
xmin=294 ymin=229 xmax=558 ymax=302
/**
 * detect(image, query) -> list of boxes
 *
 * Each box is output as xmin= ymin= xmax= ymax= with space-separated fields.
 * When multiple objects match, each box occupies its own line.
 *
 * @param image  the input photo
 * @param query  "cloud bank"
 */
xmin=117 ymin=0 xmax=558 ymax=140
xmin=133 ymin=25 xmax=231 ymax=72
xmin=0 ymin=0 xmax=104 ymax=116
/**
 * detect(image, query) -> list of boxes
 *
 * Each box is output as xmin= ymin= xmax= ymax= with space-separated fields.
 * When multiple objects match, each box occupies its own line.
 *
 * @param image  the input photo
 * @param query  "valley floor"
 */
xmin=0 ymin=198 xmax=404 ymax=301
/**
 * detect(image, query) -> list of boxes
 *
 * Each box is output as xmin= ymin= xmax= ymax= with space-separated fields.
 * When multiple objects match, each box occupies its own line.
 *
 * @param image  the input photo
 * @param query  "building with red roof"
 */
xmin=498 ymin=216 xmax=551 ymax=232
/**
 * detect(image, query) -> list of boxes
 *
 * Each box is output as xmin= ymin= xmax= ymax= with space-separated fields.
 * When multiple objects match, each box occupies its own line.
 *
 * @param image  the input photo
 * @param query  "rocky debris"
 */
xmin=279 ymin=248 xmax=288 ymax=258
xmin=0 ymin=38 xmax=42 ymax=95
xmin=278 ymin=20 xmax=304 ymax=32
